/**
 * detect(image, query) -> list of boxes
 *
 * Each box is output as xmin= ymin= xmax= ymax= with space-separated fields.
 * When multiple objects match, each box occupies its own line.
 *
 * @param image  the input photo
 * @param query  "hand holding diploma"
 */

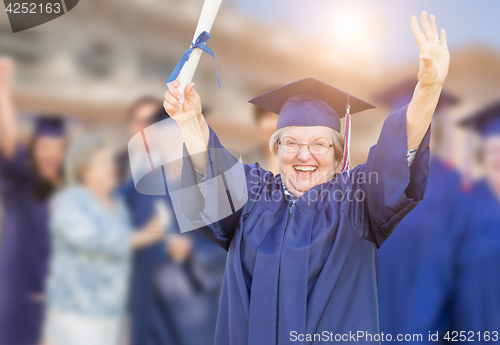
xmin=166 ymin=0 xmax=223 ymax=101
xmin=164 ymin=78 xmax=209 ymax=173
xmin=162 ymin=0 xmax=221 ymax=170
xmin=164 ymin=78 xmax=202 ymax=118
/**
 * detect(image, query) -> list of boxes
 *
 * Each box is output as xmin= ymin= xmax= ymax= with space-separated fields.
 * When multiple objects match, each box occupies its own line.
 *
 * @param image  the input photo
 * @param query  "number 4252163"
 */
xmin=5 ymin=3 xmax=61 ymax=14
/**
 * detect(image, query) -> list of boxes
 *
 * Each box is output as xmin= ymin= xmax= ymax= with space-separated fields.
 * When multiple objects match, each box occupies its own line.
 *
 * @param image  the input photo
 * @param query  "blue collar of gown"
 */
xmin=271 ymin=173 xmax=333 ymax=215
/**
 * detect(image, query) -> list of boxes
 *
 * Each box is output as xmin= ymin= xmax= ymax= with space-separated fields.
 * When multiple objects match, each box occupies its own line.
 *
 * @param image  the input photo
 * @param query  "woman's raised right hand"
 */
xmin=164 ymin=76 xmax=202 ymax=118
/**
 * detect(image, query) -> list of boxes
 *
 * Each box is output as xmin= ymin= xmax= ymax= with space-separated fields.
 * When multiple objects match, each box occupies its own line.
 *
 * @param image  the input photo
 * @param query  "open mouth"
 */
xmin=293 ymin=165 xmax=317 ymax=177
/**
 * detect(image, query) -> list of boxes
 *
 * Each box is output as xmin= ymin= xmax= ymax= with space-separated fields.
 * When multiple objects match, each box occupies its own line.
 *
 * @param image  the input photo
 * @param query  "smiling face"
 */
xmin=275 ymin=126 xmax=341 ymax=197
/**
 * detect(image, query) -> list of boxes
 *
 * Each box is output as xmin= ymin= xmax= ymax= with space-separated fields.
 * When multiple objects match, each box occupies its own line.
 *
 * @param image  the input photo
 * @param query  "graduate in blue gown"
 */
xmin=120 ymin=102 xmax=226 ymax=345
xmin=409 ymin=101 xmax=500 ymax=344
xmin=163 ymin=12 xmax=450 ymax=344
xmin=374 ymin=80 xmax=462 ymax=339
xmin=116 ymin=97 xmax=166 ymax=345
xmin=0 ymin=58 xmax=67 ymax=345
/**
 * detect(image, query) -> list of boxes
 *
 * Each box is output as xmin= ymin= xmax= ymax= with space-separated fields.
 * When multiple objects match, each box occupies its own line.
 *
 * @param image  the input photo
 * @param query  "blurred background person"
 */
xmin=242 ymin=87 xmax=280 ymax=174
xmin=120 ymin=102 xmax=226 ymax=345
xmin=375 ymin=80 xmax=462 ymax=339
xmin=0 ymin=57 xmax=67 ymax=345
xmin=45 ymin=135 xmax=165 ymax=345
xmin=119 ymin=99 xmax=173 ymax=345
xmin=409 ymin=101 xmax=500 ymax=344
xmin=116 ymin=97 xmax=161 ymax=183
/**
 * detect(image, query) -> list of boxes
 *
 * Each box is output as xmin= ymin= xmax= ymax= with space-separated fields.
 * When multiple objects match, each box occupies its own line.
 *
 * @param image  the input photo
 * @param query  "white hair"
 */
xmin=269 ymin=126 xmax=344 ymax=169
xmin=64 ymin=135 xmax=106 ymax=186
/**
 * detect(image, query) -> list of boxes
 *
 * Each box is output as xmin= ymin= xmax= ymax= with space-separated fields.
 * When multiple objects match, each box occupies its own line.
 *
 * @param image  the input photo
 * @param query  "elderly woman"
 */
xmin=163 ymin=12 xmax=449 ymax=345
xmin=44 ymin=136 xmax=164 ymax=345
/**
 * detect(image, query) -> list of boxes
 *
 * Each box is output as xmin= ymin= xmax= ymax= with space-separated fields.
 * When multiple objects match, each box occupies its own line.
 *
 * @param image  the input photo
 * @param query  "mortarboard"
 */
xmin=33 ymin=115 xmax=66 ymax=137
xmin=458 ymin=101 xmax=500 ymax=191
xmin=373 ymin=79 xmax=459 ymax=112
xmin=249 ymin=77 xmax=374 ymax=132
xmin=248 ymin=77 xmax=375 ymax=173
xmin=458 ymin=101 xmax=500 ymax=138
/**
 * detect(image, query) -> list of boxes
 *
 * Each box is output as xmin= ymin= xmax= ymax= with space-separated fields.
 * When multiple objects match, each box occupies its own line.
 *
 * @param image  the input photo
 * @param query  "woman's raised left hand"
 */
xmin=411 ymin=11 xmax=450 ymax=89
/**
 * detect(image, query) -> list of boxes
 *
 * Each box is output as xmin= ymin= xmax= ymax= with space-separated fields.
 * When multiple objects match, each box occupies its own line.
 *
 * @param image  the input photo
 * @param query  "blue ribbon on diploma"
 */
xmin=167 ymin=31 xmax=220 ymax=88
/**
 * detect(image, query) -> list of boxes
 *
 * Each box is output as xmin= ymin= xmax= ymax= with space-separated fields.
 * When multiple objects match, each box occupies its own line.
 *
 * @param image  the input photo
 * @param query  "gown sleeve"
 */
xmin=0 ymin=144 xmax=32 ymax=194
xmin=178 ymin=125 xmax=270 ymax=250
xmin=346 ymin=104 xmax=431 ymax=248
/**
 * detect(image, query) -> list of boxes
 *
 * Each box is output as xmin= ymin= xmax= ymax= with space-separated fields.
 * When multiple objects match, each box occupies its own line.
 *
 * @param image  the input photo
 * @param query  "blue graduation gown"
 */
xmin=178 ymin=105 xmax=431 ymax=345
xmin=0 ymin=146 xmax=49 ymax=345
xmin=409 ymin=179 xmax=500 ymax=344
xmin=377 ymin=157 xmax=461 ymax=338
xmin=120 ymin=178 xmax=226 ymax=345
xmin=120 ymin=179 xmax=167 ymax=345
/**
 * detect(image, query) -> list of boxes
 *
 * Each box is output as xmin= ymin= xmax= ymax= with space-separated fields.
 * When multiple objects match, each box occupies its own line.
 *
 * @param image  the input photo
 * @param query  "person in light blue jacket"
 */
xmin=44 ymin=135 xmax=165 ymax=345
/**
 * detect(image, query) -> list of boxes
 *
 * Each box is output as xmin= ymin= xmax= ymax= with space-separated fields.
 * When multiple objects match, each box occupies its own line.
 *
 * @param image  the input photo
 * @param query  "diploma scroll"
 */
xmin=169 ymin=0 xmax=223 ymax=100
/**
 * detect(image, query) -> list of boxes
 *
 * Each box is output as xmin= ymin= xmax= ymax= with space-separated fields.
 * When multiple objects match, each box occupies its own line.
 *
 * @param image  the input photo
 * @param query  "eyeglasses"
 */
xmin=278 ymin=138 xmax=333 ymax=155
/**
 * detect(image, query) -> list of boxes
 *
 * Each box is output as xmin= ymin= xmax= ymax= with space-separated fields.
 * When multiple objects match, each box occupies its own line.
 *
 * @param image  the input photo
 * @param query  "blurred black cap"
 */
xmin=373 ymin=79 xmax=459 ymax=112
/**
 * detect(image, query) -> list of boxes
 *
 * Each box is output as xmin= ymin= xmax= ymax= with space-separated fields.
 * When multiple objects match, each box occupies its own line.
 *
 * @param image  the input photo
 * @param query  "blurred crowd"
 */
xmin=0 ymin=57 xmax=227 ymax=345
xmin=374 ymin=81 xmax=500 ymax=343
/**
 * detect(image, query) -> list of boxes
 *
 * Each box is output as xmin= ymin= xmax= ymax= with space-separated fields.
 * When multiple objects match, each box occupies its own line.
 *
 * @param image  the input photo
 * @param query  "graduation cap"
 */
xmin=248 ymin=77 xmax=375 ymax=173
xmin=373 ymin=79 xmax=459 ymax=112
xmin=458 ymin=101 xmax=500 ymax=191
xmin=22 ymin=114 xmax=83 ymax=141
xmin=32 ymin=115 xmax=67 ymax=137
xmin=459 ymin=101 xmax=500 ymax=138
